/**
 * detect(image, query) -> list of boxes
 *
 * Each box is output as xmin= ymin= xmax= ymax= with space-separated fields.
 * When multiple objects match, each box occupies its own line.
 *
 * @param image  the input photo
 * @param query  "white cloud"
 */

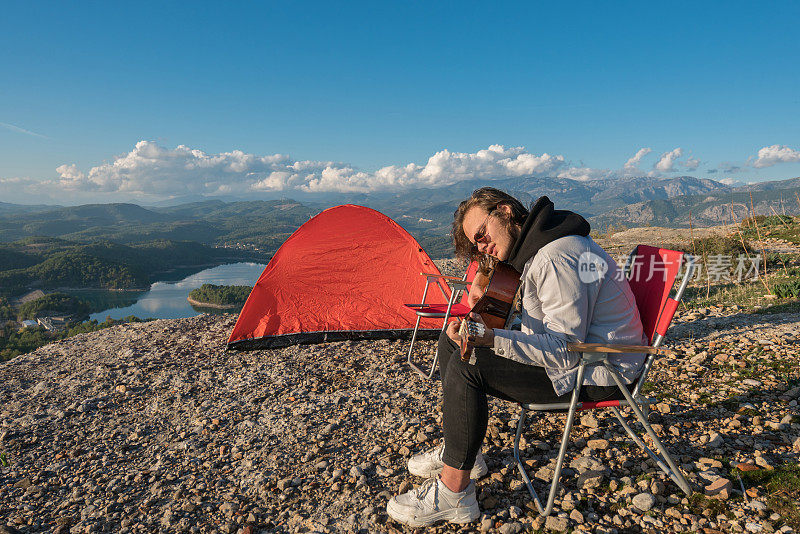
xmin=0 ymin=141 xmax=723 ymax=202
xmin=0 ymin=176 xmax=53 ymax=203
xmin=0 ymin=176 xmax=41 ymax=189
xmin=557 ymin=166 xmax=612 ymax=181
xmin=39 ymin=141 xmax=567 ymax=197
xmin=623 ymin=147 xmax=652 ymax=171
xmin=654 ymin=148 xmax=683 ymax=172
xmin=752 ymin=144 xmax=800 ymax=168
xmin=683 ymin=156 xmax=700 ymax=170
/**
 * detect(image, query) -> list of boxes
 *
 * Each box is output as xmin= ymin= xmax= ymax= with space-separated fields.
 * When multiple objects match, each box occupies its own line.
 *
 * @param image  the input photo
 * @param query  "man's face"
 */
xmin=462 ymin=205 xmax=516 ymax=261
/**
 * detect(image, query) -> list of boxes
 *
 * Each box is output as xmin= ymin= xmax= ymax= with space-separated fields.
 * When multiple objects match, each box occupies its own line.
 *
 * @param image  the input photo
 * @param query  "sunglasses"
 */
xmin=473 ymin=209 xmax=496 ymax=244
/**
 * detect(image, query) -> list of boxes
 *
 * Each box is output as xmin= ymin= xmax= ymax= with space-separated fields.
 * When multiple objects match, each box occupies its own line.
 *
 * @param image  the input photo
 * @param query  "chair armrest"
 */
xmin=420 ymin=272 xmax=463 ymax=281
xmin=566 ymin=342 xmax=673 ymax=357
xmin=445 ymin=280 xmax=470 ymax=288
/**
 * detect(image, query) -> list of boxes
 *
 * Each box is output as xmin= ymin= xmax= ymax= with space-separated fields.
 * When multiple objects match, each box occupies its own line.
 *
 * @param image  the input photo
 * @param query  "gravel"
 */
xmin=1 ymin=301 xmax=799 ymax=533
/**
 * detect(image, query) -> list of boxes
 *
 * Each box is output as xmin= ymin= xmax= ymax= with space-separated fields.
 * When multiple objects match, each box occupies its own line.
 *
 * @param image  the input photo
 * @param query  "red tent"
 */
xmin=227 ymin=205 xmax=446 ymax=350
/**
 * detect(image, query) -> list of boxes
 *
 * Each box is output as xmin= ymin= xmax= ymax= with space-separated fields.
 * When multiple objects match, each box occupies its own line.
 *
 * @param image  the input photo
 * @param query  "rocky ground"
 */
xmin=1 ymin=304 xmax=799 ymax=534
xmin=2 ymin=230 xmax=800 ymax=534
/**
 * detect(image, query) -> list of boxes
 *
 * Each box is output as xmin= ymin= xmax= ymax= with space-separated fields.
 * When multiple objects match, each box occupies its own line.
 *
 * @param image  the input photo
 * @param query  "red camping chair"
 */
xmin=404 ymin=261 xmax=479 ymax=379
xmin=513 ymin=245 xmax=695 ymax=516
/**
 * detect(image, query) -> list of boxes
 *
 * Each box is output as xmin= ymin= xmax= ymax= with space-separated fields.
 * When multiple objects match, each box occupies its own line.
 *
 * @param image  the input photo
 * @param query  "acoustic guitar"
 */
xmin=457 ymin=261 xmax=674 ymax=360
xmin=458 ymin=261 xmax=522 ymax=362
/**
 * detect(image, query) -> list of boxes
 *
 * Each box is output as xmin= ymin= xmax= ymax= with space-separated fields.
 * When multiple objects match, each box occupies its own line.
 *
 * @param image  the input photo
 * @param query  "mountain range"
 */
xmin=2 ymin=175 xmax=799 ymax=259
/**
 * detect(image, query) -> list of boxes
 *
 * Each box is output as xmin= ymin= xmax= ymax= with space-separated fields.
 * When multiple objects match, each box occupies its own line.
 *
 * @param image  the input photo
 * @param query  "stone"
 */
xmin=569 ymin=509 xmax=584 ymax=523
xmin=545 ymin=516 xmax=569 ymax=532
xmin=748 ymin=501 xmax=767 ymax=512
xmin=219 ymin=501 xmax=238 ymax=517
xmin=587 ymin=439 xmax=609 ymax=450
xmin=755 ymin=456 xmax=774 ymax=470
xmin=632 ymin=492 xmax=656 ymax=511
xmin=737 ymin=462 xmax=760 ymax=472
xmin=349 ymin=466 xmax=364 ymax=477
xmin=535 ymin=466 xmax=554 ymax=481
xmin=707 ymin=432 xmax=724 ymax=448
xmin=580 ymin=415 xmax=599 ymax=428
xmin=12 ymin=478 xmax=31 ymax=489
xmin=705 ymin=478 xmax=733 ymax=500
xmin=570 ymin=456 xmax=604 ymax=473
xmin=699 ymin=457 xmax=723 ymax=469
xmin=577 ymin=469 xmax=605 ymax=489
xmin=499 ymin=522 xmax=523 ymax=534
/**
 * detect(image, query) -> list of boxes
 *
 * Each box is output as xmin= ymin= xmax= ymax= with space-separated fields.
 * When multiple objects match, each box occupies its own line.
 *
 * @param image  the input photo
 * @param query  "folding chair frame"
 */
xmin=512 ymin=250 xmax=695 ymax=516
xmin=406 ymin=273 xmax=471 ymax=378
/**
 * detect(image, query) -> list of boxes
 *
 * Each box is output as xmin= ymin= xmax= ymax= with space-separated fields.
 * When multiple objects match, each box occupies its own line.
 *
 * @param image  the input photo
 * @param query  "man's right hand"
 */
xmin=446 ymin=319 xmax=462 ymax=344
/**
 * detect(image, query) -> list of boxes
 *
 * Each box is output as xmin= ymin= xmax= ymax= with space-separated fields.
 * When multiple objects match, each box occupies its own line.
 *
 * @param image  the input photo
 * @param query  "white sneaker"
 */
xmin=386 ymin=477 xmax=480 ymax=527
xmin=408 ymin=443 xmax=488 ymax=479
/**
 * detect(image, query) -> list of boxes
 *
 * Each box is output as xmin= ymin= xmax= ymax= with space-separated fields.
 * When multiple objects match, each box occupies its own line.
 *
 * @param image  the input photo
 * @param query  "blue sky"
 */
xmin=1 ymin=0 xmax=799 ymax=203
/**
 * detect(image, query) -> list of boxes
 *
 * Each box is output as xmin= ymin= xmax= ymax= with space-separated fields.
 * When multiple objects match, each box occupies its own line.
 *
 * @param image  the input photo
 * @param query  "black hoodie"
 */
xmin=506 ymin=196 xmax=591 ymax=273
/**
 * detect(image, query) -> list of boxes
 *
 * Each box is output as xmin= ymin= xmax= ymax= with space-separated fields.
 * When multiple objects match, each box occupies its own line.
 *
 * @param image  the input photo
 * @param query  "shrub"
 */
xmin=188 ymin=284 xmax=251 ymax=306
xmin=773 ymin=279 xmax=800 ymax=299
xmin=17 ymin=293 xmax=90 ymax=320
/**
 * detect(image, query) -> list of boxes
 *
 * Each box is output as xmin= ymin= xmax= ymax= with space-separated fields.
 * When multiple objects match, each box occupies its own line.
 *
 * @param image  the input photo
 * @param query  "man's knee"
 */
xmin=443 ymin=353 xmax=480 ymax=391
xmin=438 ymin=329 xmax=457 ymax=353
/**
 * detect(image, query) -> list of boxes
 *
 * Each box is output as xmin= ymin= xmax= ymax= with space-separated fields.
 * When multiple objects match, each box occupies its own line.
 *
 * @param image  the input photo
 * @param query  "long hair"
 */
xmin=452 ymin=187 xmax=528 ymax=265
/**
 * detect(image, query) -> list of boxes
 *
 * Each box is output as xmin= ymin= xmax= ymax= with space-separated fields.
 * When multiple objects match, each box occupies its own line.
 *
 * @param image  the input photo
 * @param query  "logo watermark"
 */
xmin=612 ymin=253 xmax=763 ymax=283
xmin=578 ymin=251 xmax=609 ymax=284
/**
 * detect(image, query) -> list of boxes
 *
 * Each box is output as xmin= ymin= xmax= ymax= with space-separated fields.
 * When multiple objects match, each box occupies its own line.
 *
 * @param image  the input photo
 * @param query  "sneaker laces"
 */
xmin=413 ymin=477 xmax=440 ymax=506
xmin=428 ymin=442 xmax=444 ymax=461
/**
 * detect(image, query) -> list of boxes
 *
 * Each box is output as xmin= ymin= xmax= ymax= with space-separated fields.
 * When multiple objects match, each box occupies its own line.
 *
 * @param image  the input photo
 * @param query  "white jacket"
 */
xmin=492 ymin=235 xmax=647 ymax=396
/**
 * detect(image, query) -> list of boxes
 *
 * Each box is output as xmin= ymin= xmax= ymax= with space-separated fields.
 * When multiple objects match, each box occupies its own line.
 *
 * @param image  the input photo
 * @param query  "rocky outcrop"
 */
xmin=1 ymin=309 xmax=799 ymax=533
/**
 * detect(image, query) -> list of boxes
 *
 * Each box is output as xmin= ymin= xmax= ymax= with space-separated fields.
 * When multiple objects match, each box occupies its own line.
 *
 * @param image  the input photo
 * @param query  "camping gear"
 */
xmin=227 ymin=204 xmax=444 ymax=350
xmin=405 ymin=261 xmax=479 ymax=378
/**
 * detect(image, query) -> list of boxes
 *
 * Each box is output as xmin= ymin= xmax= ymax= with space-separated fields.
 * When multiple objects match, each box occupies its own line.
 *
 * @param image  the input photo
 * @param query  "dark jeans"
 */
xmin=437 ymin=331 xmax=626 ymax=471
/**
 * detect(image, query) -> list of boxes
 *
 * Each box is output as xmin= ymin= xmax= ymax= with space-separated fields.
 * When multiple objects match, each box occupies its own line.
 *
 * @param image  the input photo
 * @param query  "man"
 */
xmin=387 ymin=188 xmax=647 ymax=527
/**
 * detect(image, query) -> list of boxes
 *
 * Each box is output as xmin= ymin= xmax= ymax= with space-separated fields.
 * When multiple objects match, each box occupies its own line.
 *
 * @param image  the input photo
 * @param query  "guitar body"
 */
xmin=459 ymin=261 xmax=522 ymax=361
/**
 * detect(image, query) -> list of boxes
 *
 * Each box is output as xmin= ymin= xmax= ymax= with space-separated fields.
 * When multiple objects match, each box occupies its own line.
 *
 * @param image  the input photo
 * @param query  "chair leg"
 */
xmin=406 ymin=316 xmax=429 ymax=378
xmin=513 ymin=364 xmax=586 ymax=516
xmin=427 ymin=344 xmax=440 ymax=379
xmin=513 ymin=408 xmax=539 ymax=506
xmin=610 ymin=407 xmax=689 ymax=492
xmin=605 ymin=366 xmax=692 ymax=495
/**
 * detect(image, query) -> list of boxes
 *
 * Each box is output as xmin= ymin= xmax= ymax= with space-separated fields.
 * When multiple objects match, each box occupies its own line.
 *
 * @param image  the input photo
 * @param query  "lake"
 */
xmin=72 ymin=262 xmax=268 ymax=321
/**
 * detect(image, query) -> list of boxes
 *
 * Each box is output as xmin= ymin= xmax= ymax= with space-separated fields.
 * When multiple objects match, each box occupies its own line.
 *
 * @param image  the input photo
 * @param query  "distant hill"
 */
xmin=0 ymin=200 xmax=320 ymax=249
xmin=732 ymin=176 xmax=800 ymax=193
xmin=0 ymin=237 xmax=262 ymax=297
xmin=592 ymin=183 xmax=800 ymax=228
xmin=2 ymin=174 xmax=800 ymax=257
xmin=0 ymin=201 xmax=59 ymax=216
